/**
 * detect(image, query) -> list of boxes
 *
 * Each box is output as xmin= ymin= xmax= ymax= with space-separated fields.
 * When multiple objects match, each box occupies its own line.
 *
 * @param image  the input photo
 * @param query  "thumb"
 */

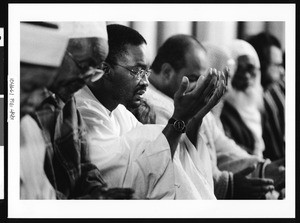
xmin=237 ymin=165 xmax=256 ymax=176
xmin=175 ymin=76 xmax=189 ymax=97
xmin=91 ymin=70 xmax=104 ymax=82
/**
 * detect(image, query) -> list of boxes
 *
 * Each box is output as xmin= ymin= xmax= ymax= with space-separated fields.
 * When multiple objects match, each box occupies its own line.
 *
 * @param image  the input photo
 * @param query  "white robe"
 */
xmin=143 ymin=84 xmax=216 ymax=199
xmin=143 ymin=83 xmax=267 ymax=198
xmin=20 ymin=115 xmax=56 ymax=199
xmin=75 ymin=86 xmax=215 ymax=199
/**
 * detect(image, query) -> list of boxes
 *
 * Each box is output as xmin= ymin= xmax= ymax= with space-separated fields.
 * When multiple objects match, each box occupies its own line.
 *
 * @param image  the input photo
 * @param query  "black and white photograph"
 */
xmin=3 ymin=3 xmax=297 ymax=220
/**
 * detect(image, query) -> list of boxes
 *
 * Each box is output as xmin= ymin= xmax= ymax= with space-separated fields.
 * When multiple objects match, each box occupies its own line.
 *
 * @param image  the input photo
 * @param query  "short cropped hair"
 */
xmin=106 ymin=24 xmax=147 ymax=63
xmin=151 ymin=34 xmax=205 ymax=73
xmin=247 ymin=32 xmax=282 ymax=72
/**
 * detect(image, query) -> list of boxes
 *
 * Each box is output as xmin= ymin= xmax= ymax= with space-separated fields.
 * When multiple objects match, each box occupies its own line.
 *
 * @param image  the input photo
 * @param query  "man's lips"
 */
xmin=136 ymin=89 xmax=146 ymax=95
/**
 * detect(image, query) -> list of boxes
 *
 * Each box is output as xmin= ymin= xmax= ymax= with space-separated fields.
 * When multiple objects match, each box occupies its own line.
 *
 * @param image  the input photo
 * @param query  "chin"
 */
xmin=128 ymin=100 xmax=141 ymax=110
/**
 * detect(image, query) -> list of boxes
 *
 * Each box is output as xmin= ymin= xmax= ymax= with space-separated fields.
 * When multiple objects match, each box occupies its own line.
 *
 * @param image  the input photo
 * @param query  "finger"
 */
xmin=249 ymin=178 xmax=274 ymax=186
xmin=195 ymin=68 xmax=212 ymax=89
xmin=223 ymin=66 xmax=230 ymax=86
xmin=199 ymin=70 xmax=218 ymax=99
xmin=209 ymin=84 xmax=224 ymax=106
xmin=220 ymin=70 xmax=226 ymax=84
xmin=249 ymin=185 xmax=275 ymax=193
xmin=237 ymin=165 xmax=256 ymax=176
xmin=206 ymin=83 xmax=222 ymax=106
xmin=175 ymin=76 xmax=189 ymax=97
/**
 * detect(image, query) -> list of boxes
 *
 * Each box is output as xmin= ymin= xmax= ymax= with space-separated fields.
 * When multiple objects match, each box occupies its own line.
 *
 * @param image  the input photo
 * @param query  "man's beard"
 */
xmin=225 ymin=81 xmax=264 ymax=112
xmin=244 ymin=84 xmax=264 ymax=111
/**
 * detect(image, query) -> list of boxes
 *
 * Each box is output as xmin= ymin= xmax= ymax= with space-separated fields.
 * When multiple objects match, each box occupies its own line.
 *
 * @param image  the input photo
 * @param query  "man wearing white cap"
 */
xmin=33 ymin=22 xmax=133 ymax=199
xmin=220 ymin=39 xmax=285 ymax=198
xmin=20 ymin=22 xmax=69 ymax=199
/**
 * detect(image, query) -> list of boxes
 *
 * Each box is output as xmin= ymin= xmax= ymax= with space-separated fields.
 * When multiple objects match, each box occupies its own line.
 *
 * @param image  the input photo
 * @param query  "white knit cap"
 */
xmin=226 ymin=39 xmax=260 ymax=69
xmin=20 ymin=22 xmax=69 ymax=67
xmin=203 ymin=41 xmax=232 ymax=71
xmin=58 ymin=22 xmax=107 ymax=40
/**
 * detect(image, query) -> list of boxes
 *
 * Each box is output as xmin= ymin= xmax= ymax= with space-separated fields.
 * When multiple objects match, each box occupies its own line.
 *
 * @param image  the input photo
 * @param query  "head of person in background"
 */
xmin=150 ymin=34 xmax=209 ymax=99
xmin=48 ymin=22 xmax=109 ymax=102
xmin=247 ymin=32 xmax=284 ymax=89
xmin=202 ymin=41 xmax=235 ymax=119
xmin=221 ymin=39 xmax=266 ymax=158
xmin=87 ymin=24 xmax=150 ymax=111
xmin=20 ymin=22 xmax=68 ymax=118
xmin=225 ymin=39 xmax=264 ymax=111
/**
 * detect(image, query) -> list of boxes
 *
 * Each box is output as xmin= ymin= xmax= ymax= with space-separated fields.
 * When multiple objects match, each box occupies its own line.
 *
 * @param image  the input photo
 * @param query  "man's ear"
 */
xmin=98 ymin=62 xmax=114 ymax=81
xmin=161 ymin=63 xmax=175 ymax=83
xmin=101 ymin=62 xmax=111 ymax=76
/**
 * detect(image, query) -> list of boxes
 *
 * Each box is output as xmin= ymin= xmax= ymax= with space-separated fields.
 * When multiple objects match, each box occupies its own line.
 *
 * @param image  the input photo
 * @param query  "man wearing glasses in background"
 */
xmin=75 ymin=24 xmax=226 ymax=199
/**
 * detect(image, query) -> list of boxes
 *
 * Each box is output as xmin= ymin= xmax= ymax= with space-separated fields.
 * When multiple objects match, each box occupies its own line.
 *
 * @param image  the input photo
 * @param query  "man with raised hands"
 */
xmin=75 ymin=24 xmax=226 ymax=199
xmin=144 ymin=35 xmax=276 ymax=199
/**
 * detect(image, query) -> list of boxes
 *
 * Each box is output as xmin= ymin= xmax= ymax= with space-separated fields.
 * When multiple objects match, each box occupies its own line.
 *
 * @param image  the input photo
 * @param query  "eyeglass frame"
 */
xmin=112 ymin=63 xmax=151 ymax=80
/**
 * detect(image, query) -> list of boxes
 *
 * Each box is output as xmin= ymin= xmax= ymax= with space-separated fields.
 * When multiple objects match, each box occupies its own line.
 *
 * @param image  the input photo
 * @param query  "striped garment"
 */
xmin=262 ymin=80 xmax=285 ymax=161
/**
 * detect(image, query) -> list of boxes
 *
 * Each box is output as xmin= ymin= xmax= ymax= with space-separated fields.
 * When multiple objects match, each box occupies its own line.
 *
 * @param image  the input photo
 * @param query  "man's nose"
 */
xmin=279 ymin=65 xmax=285 ymax=76
xmin=139 ymin=74 xmax=149 ymax=87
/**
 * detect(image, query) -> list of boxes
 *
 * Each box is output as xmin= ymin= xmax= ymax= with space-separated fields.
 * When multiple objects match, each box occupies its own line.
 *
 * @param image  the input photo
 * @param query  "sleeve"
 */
xmin=20 ymin=116 xmax=57 ymax=200
xmin=212 ymin=166 xmax=233 ymax=199
xmin=70 ymin=100 xmax=108 ymax=199
xmin=209 ymin=113 xmax=263 ymax=174
xmin=81 ymin=104 xmax=175 ymax=199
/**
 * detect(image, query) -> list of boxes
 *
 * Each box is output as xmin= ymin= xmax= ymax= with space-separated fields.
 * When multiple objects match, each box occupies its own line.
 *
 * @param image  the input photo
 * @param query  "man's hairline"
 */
xmin=111 ymin=42 xmax=147 ymax=64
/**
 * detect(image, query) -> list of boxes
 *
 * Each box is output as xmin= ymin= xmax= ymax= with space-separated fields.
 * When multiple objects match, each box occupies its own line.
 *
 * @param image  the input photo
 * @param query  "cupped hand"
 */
xmin=172 ymin=68 xmax=218 ymax=123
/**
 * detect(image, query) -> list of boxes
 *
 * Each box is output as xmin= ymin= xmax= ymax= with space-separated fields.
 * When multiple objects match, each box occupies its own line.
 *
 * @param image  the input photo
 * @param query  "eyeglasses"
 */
xmin=66 ymin=51 xmax=87 ymax=73
xmin=114 ymin=63 xmax=151 ymax=80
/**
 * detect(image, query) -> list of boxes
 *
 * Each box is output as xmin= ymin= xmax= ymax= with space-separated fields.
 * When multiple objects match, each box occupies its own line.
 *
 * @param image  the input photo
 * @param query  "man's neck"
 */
xmin=88 ymin=83 xmax=119 ymax=112
xmin=149 ymin=75 xmax=173 ymax=99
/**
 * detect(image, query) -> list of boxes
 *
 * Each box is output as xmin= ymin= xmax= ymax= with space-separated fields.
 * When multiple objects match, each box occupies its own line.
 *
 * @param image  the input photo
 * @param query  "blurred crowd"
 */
xmin=20 ymin=21 xmax=285 ymax=200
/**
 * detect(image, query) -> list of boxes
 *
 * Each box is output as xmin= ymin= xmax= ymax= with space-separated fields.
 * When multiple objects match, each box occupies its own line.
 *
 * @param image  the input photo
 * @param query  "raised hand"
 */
xmin=172 ymin=68 xmax=219 ymax=124
xmin=195 ymin=67 xmax=229 ymax=119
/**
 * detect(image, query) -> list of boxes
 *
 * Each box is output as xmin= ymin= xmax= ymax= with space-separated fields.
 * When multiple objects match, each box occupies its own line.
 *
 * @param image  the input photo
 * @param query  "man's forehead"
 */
xmin=120 ymin=43 xmax=148 ymax=65
xmin=269 ymin=46 xmax=282 ymax=62
xmin=185 ymin=47 xmax=208 ymax=68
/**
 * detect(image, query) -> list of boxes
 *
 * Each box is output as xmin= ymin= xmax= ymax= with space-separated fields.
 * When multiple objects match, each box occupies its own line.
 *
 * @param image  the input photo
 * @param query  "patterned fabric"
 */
xmin=262 ymin=80 xmax=285 ymax=160
xmin=220 ymin=100 xmax=256 ymax=155
xmin=33 ymin=94 xmax=107 ymax=199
